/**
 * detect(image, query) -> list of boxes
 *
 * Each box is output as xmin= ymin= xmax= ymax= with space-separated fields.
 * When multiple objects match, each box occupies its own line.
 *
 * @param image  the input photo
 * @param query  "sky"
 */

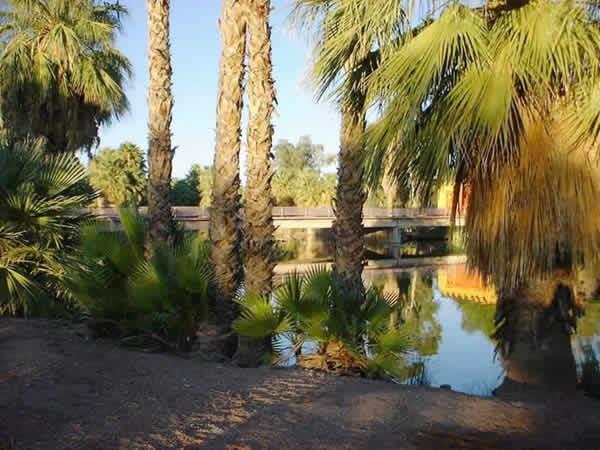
xmin=98 ymin=0 xmax=341 ymax=179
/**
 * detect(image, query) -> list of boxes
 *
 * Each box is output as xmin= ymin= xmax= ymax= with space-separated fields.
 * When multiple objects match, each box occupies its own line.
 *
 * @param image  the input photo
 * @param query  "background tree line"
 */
xmin=88 ymin=134 xmax=410 ymax=208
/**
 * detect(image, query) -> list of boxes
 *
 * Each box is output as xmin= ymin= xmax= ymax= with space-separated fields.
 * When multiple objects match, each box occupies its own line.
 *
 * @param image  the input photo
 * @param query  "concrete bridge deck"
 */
xmin=88 ymin=206 xmax=459 ymax=231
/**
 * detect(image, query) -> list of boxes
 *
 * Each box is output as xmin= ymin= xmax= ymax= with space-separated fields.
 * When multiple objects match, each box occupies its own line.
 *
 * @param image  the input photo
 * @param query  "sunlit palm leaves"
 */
xmin=0 ymin=139 xmax=94 ymax=315
xmin=364 ymin=0 xmax=600 ymax=290
xmin=292 ymin=0 xmax=407 ymax=102
xmin=0 ymin=0 xmax=131 ymax=153
xmin=367 ymin=0 xmax=600 ymax=182
xmin=233 ymin=268 xmax=412 ymax=379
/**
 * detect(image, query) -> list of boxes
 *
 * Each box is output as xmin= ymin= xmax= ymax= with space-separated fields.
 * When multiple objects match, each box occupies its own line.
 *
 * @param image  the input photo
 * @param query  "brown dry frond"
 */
xmin=465 ymin=107 xmax=600 ymax=292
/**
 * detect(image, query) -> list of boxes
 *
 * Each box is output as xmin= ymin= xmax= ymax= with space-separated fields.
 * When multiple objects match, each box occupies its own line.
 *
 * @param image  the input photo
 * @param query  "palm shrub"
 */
xmin=0 ymin=140 xmax=94 ymax=316
xmin=233 ymin=268 xmax=412 ymax=379
xmin=69 ymin=208 xmax=212 ymax=352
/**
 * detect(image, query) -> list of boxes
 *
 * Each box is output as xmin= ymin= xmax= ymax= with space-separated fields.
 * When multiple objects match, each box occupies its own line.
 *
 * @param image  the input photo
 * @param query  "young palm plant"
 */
xmin=364 ymin=0 xmax=600 ymax=390
xmin=0 ymin=139 xmax=94 ymax=316
xmin=233 ymin=268 xmax=412 ymax=379
xmin=69 ymin=208 xmax=212 ymax=352
xmin=0 ymin=0 xmax=131 ymax=154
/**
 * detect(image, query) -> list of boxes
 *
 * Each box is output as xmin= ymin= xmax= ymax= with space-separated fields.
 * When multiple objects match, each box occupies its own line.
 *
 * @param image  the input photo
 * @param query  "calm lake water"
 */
xmin=279 ymin=263 xmax=600 ymax=397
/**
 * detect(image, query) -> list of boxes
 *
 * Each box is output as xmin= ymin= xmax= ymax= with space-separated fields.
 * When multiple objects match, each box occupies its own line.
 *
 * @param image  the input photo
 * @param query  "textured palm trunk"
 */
xmin=333 ymin=105 xmax=367 ymax=301
xmin=146 ymin=0 xmax=174 ymax=246
xmin=235 ymin=0 xmax=276 ymax=367
xmin=493 ymin=274 xmax=585 ymax=395
xmin=210 ymin=0 xmax=247 ymax=352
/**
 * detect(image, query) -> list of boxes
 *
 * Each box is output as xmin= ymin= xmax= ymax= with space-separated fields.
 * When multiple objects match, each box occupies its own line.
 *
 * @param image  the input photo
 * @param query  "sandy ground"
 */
xmin=1 ymin=318 xmax=599 ymax=450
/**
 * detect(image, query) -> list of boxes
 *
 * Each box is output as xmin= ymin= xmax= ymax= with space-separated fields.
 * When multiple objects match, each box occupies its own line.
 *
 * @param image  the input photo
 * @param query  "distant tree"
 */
xmin=273 ymin=135 xmax=332 ymax=173
xmin=172 ymin=168 xmax=200 ymax=206
xmin=273 ymin=169 xmax=336 ymax=207
xmin=171 ymin=165 xmax=214 ymax=207
xmin=0 ymin=0 xmax=131 ymax=154
xmin=197 ymin=165 xmax=214 ymax=207
xmin=88 ymin=143 xmax=146 ymax=206
xmin=272 ymin=136 xmax=336 ymax=207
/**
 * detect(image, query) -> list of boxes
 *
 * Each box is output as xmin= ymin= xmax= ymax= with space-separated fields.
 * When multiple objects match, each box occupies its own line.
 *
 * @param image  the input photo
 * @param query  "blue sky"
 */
xmin=98 ymin=0 xmax=340 ymax=178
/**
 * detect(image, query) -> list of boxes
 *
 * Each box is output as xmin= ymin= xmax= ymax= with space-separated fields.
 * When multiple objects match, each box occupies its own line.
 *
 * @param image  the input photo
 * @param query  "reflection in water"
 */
xmin=276 ymin=263 xmax=600 ymax=397
xmin=364 ymin=267 xmax=504 ymax=395
xmin=573 ymin=301 xmax=600 ymax=397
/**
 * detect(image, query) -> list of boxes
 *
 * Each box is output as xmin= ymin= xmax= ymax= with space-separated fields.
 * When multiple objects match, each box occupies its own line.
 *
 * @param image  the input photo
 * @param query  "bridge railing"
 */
xmin=87 ymin=206 xmax=450 ymax=220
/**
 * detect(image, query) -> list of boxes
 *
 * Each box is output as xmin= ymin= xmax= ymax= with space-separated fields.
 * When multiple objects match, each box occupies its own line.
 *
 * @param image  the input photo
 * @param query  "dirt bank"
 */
xmin=1 ymin=319 xmax=599 ymax=449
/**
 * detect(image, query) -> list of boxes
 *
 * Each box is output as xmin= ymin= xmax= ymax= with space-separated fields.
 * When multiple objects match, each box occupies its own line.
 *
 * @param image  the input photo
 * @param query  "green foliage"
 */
xmin=69 ymin=208 xmax=212 ymax=352
xmin=577 ymin=302 xmax=600 ymax=338
xmin=88 ymin=142 xmax=146 ymax=206
xmin=233 ymin=268 xmax=413 ymax=379
xmin=272 ymin=136 xmax=336 ymax=207
xmin=0 ymin=139 xmax=94 ymax=316
xmin=0 ymin=0 xmax=131 ymax=154
xmin=362 ymin=0 xmax=600 ymax=290
xmin=274 ymin=136 xmax=331 ymax=172
xmin=292 ymin=0 xmax=407 ymax=103
xmin=171 ymin=164 xmax=213 ymax=207
xmin=197 ymin=165 xmax=214 ymax=207
xmin=273 ymin=169 xmax=336 ymax=207
xmin=172 ymin=164 xmax=213 ymax=207
xmin=457 ymin=302 xmax=496 ymax=337
xmin=396 ymin=272 xmax=441 ymax=357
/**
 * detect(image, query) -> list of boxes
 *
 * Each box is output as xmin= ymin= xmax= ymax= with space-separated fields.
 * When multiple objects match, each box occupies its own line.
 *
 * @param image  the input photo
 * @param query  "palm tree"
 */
xmin=210 ymin=0 xmax=247 ymax=353
xmin=231 ymin=0 xmax=278 ymax=367
xmin=364 ymin=0 xmax=600 ymax=390
xmin=292 ymin=0 xmax=407 ymax=300
xmin=0 ymin=0 xmax=131 ymax=154
xmin=146 ymin=0 xmax=174 ymax=245
xmin=244 ymin=0 xmax=276 ymax=299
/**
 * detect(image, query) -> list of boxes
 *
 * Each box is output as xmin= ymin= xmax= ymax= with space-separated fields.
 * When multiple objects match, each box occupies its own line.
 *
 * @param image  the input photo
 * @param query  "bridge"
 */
xmin=89 ymin=207 xmax=460 ymax=260
xmin=89 ymin=206 xmax=457 ymax=231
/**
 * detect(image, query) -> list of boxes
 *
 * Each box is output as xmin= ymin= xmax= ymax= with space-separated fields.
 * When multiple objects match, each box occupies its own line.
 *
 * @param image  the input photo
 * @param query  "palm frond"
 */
xmin=233 ymin=292 xmax=292 ymax=338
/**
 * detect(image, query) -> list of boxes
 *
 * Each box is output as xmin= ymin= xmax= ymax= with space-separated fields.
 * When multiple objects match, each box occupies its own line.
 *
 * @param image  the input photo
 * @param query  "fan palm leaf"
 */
xmin=0 ymin=0 xmax=131 ymax=153
xmin=365 ymin=0 xmax=600 ymax=290
xmin=0 ymin=139 xmax=94 ymax=316
xmin=234 ymin=268 xmax=411 ymax=378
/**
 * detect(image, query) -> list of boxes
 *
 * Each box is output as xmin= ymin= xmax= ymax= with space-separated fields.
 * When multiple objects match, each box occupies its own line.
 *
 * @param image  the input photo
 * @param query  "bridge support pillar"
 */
xmin=390 ymin=225 xmax=402 ymax=260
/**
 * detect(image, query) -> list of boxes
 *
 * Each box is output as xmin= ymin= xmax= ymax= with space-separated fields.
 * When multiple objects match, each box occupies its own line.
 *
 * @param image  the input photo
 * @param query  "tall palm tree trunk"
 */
xmin=235 ymin=0 xmax=276 ymax=367
xmin=243 ymin=0 xmax=275 ymax=296
xmin=146 ymin=0 xmax=174 ymax=245
xmin=333 ymin=104 xmax=367 ymax=300
xmin=493 ymin=275 xmax=585 ymax=395
xmin=210 ymin=0 xmax=247 ymax=352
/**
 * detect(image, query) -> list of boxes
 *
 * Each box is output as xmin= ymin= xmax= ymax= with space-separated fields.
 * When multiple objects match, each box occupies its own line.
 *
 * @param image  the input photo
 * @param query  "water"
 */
xmin=364 ymin=266 xmax=504 ymax=395
xmin=278 ymin=263 xmax=600 ymax=397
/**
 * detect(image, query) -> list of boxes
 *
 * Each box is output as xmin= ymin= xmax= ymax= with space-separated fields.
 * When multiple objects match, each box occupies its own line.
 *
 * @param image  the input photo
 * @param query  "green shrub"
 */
xmin=0 ymin=140 xmax=94 ymax=316
xmin=69 ymin=208 xmax=212 ymax=352
xmin=233 ymin=269 xmax=413 ymax=379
